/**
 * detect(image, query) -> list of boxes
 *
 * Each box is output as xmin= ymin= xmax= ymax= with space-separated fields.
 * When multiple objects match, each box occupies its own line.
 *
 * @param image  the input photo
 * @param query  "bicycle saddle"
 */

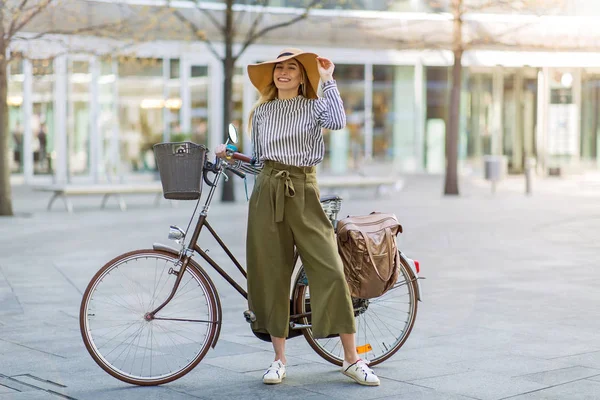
xmin=320 ymin=194 xmax=342 ymax=203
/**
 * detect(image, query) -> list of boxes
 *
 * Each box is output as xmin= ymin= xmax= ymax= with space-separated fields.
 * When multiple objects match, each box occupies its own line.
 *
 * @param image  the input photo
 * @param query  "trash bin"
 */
xmin=483 ymin=155 xmax=506 ymax=182
xmin=483 ymin=155 xmax=507 ymax=194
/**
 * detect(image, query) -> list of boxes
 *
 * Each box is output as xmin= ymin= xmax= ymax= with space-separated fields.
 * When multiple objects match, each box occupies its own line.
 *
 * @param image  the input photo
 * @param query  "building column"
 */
xmin=111 ymin=60 xmax=122 ymax=182
xmin=90 ymin=56 xmax=100 ymax=182
xmin=162 ymin=58 xmax=169 ymax=142
xmin=513 ymin=70 xmax=524 ymax=171
xmin=53 ymin=55 xmax=68 ymax=184
xmin=573 ymin=68 xmax=582 ymax=167
xmin=492 ymin=66 xmax=504 ymax=156
xmin=22 ymin=59 xmax=33 ymax=183
xmin=536 ymin=67 xmax=549 ymax=174
xmin=392 ymin=66 xmax=416 ymax=171
xmin=364 ymin=63 xmax=373 ymax=161
xmin=414 ymin=60 xmax=426 ymax=171
xmin=471 ymin=74 xmax=482 ymax=159
xmin=180 ymin=57 xmax=190 ymax=134
xmin=459 ymin=69 xmax=469 ymax=164
xmin=209 ymin=60 xmax=224 ymax=154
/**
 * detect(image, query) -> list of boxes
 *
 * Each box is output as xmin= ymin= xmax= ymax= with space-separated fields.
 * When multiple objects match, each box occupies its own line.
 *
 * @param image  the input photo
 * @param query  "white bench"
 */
xmin=33 ymin=183 xmax=171 ymax=213
xmin=318 ymin=176 xmax=404 ymax=197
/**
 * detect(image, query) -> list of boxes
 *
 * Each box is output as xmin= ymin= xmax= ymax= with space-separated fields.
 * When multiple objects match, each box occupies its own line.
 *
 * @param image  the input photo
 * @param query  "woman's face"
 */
xmin=273 ymin=59 xmax=302 ymax=92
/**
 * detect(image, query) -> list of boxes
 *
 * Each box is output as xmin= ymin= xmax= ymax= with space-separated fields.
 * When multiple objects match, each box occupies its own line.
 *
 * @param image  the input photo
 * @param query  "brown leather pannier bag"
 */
xmin=336 ymin=212 xmax=402 ymax=299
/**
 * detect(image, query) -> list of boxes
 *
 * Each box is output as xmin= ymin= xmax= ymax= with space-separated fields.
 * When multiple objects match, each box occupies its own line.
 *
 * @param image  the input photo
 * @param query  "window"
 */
xmin=117 ymin=58 xmax=164 ymax=173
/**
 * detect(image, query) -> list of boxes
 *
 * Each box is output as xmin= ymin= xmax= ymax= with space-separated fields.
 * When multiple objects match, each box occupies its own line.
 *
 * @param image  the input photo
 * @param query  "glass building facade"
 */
xmin=7 ymin=0 xmax=600 ymax=183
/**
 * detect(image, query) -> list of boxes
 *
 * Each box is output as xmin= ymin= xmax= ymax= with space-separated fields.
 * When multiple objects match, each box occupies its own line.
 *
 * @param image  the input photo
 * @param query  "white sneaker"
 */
xmin=263 ymin=360 xmax=286 ymax=384
xmin=342 ymin=359 xmax=380 ymax=386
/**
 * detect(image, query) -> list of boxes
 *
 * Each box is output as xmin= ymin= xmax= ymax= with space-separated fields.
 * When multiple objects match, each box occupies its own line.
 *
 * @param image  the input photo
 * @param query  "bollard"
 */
xmin=524 ymin=157 xmax=536 ymax=196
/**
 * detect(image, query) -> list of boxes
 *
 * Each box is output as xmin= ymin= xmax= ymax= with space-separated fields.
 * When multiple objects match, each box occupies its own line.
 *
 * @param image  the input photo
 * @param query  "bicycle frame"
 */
xmin=145 ymin=157 xmax=309 ymax=326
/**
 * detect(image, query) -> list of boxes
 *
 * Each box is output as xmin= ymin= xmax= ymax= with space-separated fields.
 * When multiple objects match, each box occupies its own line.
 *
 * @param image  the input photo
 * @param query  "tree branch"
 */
xmin=7 ymin=0 xmax=31 ymax=38
xmin=465 ymin=0 xmax=505 ymax=13
xmin=242 ymin=0 xmax=270 ymax=52
xmin=465 ymin=20 xmax=535 ymax=50
xmin=192 ymin=1 xmax=225 ymax=33
xmin=11 ymin=21 xmax=136 ymax=42
xmin=7 ymin=0 xmax=54 ymax=40
xmin=172 ymin=9 xmax=222 ymax=61
xmin=236 ymin=0 xmax=321 ymax=59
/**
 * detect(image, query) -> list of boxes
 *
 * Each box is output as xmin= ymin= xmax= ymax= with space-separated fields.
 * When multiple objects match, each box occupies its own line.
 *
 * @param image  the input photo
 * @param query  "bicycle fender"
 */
xmin=153 ymin=243 xmax=181 ymax=255
xmin=399 ymin=251 xmax=423 ymax=301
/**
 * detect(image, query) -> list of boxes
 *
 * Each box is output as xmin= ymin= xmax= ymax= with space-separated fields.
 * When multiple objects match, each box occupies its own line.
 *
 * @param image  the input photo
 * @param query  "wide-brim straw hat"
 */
xmin=247 ymin=48 xmax=320 ymax=99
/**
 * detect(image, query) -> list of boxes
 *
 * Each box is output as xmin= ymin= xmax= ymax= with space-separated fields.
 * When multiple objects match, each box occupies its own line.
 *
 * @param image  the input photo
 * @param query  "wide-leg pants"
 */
xmin=246 ymin=161 xmax=356 ymax=339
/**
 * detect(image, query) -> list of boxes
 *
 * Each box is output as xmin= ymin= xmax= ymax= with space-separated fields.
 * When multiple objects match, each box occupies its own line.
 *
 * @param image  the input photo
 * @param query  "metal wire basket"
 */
xmin=153 ymin=142 xmax=208 ymax=200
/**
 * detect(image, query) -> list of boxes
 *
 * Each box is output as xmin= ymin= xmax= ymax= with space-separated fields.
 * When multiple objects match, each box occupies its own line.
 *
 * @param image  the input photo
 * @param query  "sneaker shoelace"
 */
xmin=355 ymin=360 xmax=374 ymax=376
xmin=266 ymin=361 xmax=283 ymax=375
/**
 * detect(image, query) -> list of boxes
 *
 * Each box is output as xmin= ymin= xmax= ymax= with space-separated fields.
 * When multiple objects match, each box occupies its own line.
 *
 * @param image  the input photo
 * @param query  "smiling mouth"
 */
xmin=277 ymin=78 xmax=291 ymax=83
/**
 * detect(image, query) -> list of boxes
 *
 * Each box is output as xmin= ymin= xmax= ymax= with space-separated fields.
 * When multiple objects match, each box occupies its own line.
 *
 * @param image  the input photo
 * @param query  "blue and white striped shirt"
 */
xmin=236 ymin=80 xmax=345 ymax=175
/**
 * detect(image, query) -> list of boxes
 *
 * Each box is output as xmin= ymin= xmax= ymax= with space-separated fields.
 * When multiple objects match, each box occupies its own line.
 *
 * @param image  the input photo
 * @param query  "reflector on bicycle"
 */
xmin=356 ymin=344 xmax=372 ymax=354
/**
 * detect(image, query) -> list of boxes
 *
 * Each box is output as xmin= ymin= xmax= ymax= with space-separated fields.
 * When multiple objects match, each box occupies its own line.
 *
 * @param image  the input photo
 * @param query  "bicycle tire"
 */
xmin=80 ymin=249 xmax=220 ymax=385
xmin=292 ymin=252 xmax=418 ymax=366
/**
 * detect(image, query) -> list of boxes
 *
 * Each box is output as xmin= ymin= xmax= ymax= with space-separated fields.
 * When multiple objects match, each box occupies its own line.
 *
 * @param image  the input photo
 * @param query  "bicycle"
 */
xmin=79 ymin=124 xmax=423 ymax=386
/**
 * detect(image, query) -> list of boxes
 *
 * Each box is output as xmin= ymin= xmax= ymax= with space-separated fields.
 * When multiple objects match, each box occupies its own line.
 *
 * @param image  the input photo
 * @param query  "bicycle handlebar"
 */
xmin=229 ymin=152 xmax=252 ymax=163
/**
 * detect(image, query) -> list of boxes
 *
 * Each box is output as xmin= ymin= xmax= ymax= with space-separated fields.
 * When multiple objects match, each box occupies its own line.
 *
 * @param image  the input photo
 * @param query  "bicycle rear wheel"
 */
xmin=80 ymin=249 xmax=218 ymax=385
xmin=293 ymin=253 xmax=418 ymax=366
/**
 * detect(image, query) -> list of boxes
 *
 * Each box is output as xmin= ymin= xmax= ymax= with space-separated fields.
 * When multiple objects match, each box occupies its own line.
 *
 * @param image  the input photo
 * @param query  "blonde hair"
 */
xmin=247 ymin=60 xmax=309 ymax=134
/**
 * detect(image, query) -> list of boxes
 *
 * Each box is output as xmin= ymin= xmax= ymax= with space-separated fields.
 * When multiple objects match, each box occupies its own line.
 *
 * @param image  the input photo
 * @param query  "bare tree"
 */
xmin=0 ymin=0 xmax=142 ymax=216
xmin=441 ymin=0 xmax=564 ymax=195
xmin=172 ymin=0 xmax=324 ymax=202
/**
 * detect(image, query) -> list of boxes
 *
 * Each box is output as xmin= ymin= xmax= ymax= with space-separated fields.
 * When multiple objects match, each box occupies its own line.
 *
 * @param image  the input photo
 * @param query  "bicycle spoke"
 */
xmin=82 ymin=252 xmax=215 ymax=384
xmin=296 ymin=263 xmax=418 ymax=366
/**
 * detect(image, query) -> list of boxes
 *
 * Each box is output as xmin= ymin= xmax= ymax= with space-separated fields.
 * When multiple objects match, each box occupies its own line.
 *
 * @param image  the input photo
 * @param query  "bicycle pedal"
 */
xmin=243 ymin=310 xmax=256 ymax=323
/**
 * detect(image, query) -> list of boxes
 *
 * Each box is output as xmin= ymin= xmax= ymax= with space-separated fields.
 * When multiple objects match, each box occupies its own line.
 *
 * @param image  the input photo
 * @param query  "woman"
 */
xmin=215 ymin=48 xmax=380 ymax=387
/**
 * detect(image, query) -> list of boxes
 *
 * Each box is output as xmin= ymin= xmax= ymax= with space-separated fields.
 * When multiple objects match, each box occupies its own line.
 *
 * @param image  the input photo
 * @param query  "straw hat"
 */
xmin=247 ymin=48 xmax=320 ymax=99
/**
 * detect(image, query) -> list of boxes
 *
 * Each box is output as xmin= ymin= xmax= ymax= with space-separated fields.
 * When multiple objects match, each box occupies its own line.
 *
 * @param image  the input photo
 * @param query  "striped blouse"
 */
xmin=235 ymin=80 xmax=346 ymax=175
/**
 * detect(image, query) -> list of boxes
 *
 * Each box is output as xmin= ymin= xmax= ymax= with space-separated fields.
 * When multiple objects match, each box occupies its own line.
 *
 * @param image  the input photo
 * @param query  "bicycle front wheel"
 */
xmin=80 ymin=249 xmax=218 ymax=385
xmin=293 ymin=253 xmax=418 ymax=366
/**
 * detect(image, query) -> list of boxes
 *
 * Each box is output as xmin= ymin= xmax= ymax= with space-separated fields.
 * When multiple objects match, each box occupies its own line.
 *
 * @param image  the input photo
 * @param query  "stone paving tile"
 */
xmin=374 ymin=386 xmax=481 ymax=400
xmin=375 ymin=358 xmax=472 ymax=382
xmin=0 ymin=391 xmax=54 ymax=399
xmin=449 ymin=355 xmax=579 ymax=377
xmin=186 ymin=381 xmax=332 ymax=400
xmin=549 ymin=350 xmax=600 ymax=370
xmin=202 ymin=352 xmax=312 ymax=373
xmin=516 ymin=365 xmax=600 ymax=386
xmin=0 ymin=385 xmax=17 ymax=395
xmin=507 ymin=378 xmax=600 ymax=400
xmin=295 ymin=376 xmax=422 ymax=400
xmin=67 ymin=386 xmax=203 ymax=400
xmin=203 ymin=339 xmax=266 ymax=359
xmin=391 ymin=344 xmax=508 ymax=365
xmin=412 ymin=370 xmax=547 ymax=400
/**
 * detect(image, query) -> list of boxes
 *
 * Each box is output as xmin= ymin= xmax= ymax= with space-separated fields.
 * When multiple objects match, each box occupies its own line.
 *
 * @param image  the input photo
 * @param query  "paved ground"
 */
xmin=1 ymin=172 xmax=600 ymax=399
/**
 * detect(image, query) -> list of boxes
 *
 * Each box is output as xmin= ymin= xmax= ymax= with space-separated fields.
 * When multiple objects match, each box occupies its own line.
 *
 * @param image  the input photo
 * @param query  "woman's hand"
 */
xmin=214 ymin=143 xmax=228 ymax=159
xmin=316 ymin=57 xmax=334 ymax=82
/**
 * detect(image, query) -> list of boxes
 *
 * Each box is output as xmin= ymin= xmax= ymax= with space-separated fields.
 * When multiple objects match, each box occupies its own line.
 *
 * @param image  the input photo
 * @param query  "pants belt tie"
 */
xmin=274 ymin=170 xmax=296 ymax=223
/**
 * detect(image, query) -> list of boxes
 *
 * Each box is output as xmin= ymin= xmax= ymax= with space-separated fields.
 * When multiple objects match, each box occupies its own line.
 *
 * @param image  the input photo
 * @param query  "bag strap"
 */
xmin=362 ymin=228 xmax=396 ymax=282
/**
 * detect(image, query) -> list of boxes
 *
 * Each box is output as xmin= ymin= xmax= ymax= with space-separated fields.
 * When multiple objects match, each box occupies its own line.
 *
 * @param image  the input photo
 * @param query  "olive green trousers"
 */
xmin=246 ymin=161 xmax=356 ymax=339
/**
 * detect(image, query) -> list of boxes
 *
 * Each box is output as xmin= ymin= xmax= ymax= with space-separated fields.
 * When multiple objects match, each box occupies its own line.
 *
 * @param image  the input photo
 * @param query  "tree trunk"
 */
xmin=444 ymin=1 xmax=462 ymax=196
xmin=221 ymin=0 xmax=235 ymax=202
xmin=0 ymin=39 xmax=13 ymax=216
